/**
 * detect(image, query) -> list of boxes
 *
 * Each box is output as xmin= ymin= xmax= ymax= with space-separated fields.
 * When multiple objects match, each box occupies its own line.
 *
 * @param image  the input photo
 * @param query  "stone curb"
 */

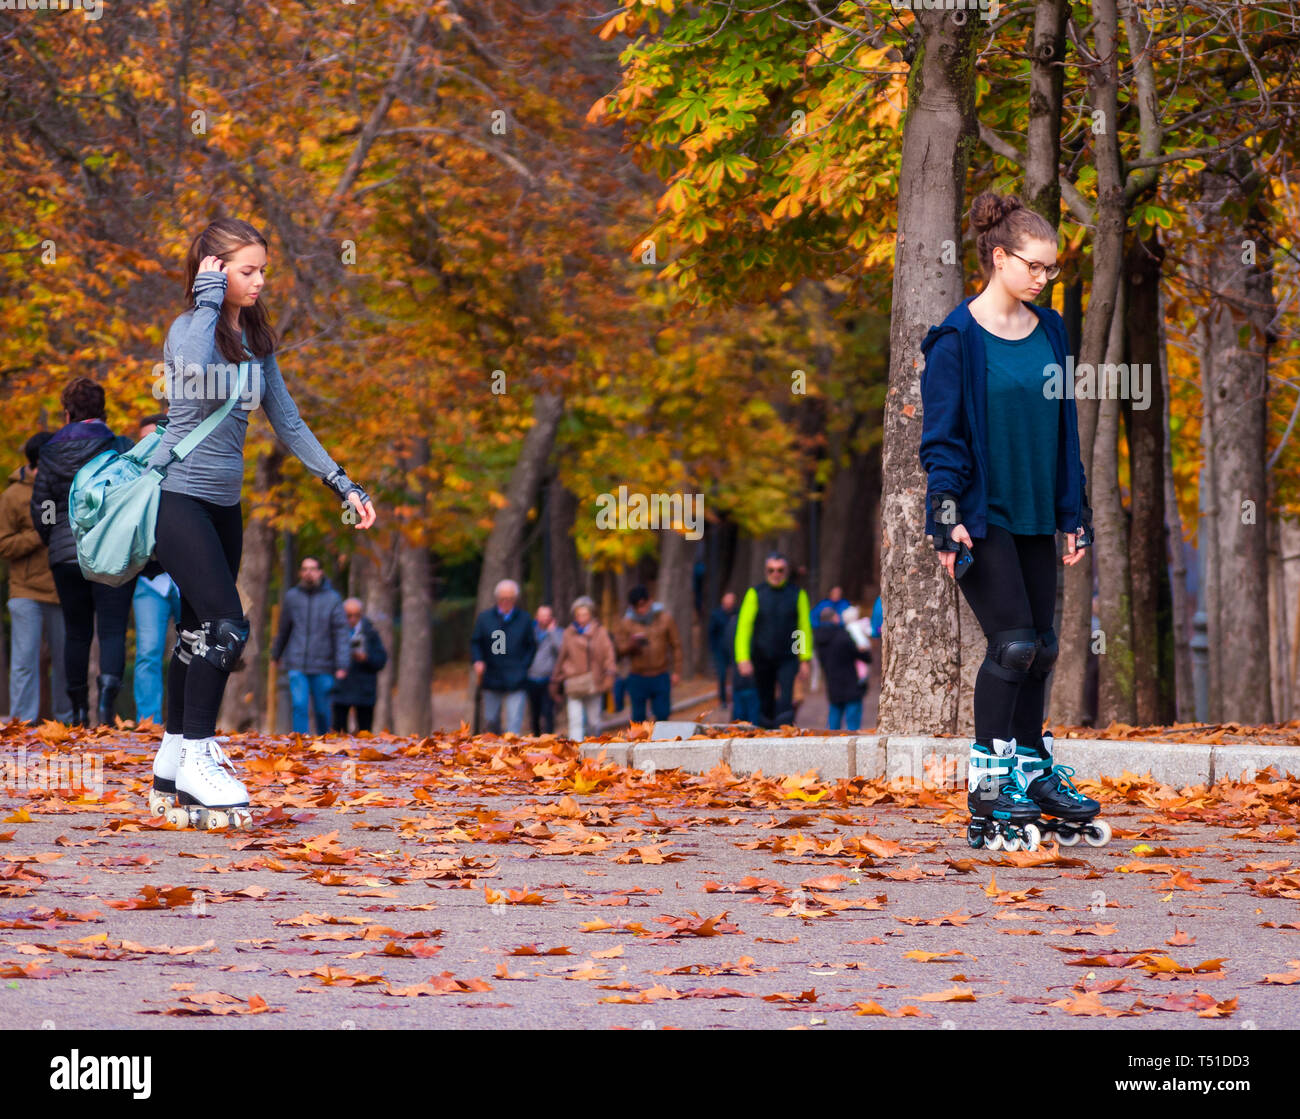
xmin=578 ymin=733 xmax=1300 ymax=786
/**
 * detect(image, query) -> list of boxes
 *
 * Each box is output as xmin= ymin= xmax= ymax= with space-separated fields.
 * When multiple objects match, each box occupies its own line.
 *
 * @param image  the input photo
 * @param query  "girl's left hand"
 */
xmin=347 ymin=491 xmax=377 ymax=529
xmin=1063 ymin=533 xmax=1088 ymax=566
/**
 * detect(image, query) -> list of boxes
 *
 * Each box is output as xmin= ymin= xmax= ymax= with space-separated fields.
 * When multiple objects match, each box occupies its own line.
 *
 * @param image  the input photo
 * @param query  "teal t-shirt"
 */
xmin=982 ymin=322 xmax=1059 ymax=535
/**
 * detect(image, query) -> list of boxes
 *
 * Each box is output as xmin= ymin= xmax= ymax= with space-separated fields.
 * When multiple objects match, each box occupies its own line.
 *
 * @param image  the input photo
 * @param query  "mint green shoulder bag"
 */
xmin=69 ymin=361 xmax=249 ymax=586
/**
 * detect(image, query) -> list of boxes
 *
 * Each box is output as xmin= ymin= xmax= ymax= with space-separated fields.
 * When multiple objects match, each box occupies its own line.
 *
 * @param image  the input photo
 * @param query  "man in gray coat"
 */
xmin=270 ymin=556 xmax=349 ymax=734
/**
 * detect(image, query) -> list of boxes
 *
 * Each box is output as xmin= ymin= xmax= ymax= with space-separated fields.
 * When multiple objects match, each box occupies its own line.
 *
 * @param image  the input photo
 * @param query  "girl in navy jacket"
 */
xmin=919 ymin=191 xmax=1108 ymax=851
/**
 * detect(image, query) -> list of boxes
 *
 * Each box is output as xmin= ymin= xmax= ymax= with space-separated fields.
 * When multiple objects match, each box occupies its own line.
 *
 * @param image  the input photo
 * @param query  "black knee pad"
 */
xmin=1030 ymin=628 xmax=1059 ymax=678
xmin=195 ymin=616 xmax=250 ymax=673
xmin=983 ymin=627 xmax=1038 ymax=683
xmin=173 ymin=627 xmax=202 ymax=665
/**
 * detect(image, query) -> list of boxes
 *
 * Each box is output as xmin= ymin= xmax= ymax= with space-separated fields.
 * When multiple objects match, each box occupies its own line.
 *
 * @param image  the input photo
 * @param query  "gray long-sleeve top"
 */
xmin=146 ymin=270 xmax=339 ymax=504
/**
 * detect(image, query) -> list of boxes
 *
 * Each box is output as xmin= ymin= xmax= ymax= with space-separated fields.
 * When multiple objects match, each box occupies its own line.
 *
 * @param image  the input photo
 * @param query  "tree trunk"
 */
xmin=476 ymin=392 xmax=565 ymax=614
xmin=1052 ymin=0 xmax=1125 ymax=726
xmin=658 ymin=528 xmax=696 ymax=680
xmin=1024 ymin=0 xmax=1068 ymax=224
xmin=1159 ymin=278 xmax=1195 ymax=722
xmin=394 ymin=437 xmax=434 ymax=735
xmin=547 ymin=472 xmax=581 ymax=623
xmin=1200 ymin=154 xmax=1274 ymax=723
xmin=360 ymin=539 xmax=397 ymax=733
xmin=1123 ymin=234 xmax=1166 ymax=724
xmin=220 ymin=448 xmax=282 ymax=731
xmin=1094 ymin=280 xmax=1136 ymax=724
xmin=877 ymin=10 xmax=979 ymax=736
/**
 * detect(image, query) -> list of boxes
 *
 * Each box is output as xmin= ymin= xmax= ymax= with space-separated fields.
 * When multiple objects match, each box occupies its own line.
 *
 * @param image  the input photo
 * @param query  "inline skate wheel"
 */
xmin=1002 ymin=832 xmax=1022 ymax=853
xmin=1057 ymin=827 xmax=1081 ymax=847
xmin=1022 ymin=823 xmax=1042 ymax=851
xmin=1083 ymin=819 xmax=1112 ymax=847
xmin=986 ymin=831 xmax=1004 ymax=852
xmin=966 ymin=823 xmax=985 ymax=849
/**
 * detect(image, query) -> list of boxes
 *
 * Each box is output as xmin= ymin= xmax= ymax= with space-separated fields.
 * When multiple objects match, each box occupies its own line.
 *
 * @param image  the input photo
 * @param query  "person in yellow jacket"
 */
xmin=0 ymin=434 xmax=72 ymax=723
xmin=734 ymin=552 xmax=813 ymax=728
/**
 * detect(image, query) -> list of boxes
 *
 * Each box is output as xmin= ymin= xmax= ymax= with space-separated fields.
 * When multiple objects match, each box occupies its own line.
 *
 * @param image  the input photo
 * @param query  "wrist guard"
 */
xmin=1074 ymin=500 xmax=1094 ymax=547
xmin=323 ymin=467 xmax=370 ymax=509
xmin=929 ymin=491 xmax=961 ymax=552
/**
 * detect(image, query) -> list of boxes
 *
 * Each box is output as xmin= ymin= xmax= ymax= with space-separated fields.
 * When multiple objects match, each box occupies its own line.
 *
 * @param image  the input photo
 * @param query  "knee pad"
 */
xmin=982 ymin=627 xmax=1038 ymax=683
xmin=1029 ymin=628 xmax=1059 ymax=678
xmin=173 ymin=627 xmax=202 ymax=665
xmin=194 ymin=616 xmax=250 ymax=673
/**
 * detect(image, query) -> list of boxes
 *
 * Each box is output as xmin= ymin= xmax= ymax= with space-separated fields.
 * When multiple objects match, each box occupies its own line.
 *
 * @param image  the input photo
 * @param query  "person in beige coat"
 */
xmin=551 ymin=595 xmax=616 ymax=740
xmin=0 ymin=434 xmax=71 ymax=722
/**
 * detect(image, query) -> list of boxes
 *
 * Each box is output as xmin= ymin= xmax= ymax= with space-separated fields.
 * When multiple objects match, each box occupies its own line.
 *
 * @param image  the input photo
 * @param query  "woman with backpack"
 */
xmin=144 ymin=218 xmax=376 ymax=828
xmin=31 ymin=378 xmax=137 ymax=727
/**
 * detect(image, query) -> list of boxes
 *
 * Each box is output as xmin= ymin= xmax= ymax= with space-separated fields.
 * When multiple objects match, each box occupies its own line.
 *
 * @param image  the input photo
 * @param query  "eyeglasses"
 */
xmin=1005 ymin=250 xmax=1061 ymax=281
xmin=765 ymin=566 xmax=787 ymax=574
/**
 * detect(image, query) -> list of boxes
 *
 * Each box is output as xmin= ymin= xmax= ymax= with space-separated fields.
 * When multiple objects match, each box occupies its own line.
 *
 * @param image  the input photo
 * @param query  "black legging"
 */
xmin=956 ymin=525 xmax=1058 ymax=750
xmin=50 ymin=562 xmax=136 ymax=692
xmin=752 ymin=655 xmax=799 ymax=728
xmin=153 ymin=490 xmax=244 ymax=739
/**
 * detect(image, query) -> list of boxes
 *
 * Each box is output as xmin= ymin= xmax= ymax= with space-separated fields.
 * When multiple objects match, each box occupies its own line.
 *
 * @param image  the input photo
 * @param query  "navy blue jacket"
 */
xmin=919 ymin=296 xmax=1089 ymax=540
xmin=470 ymin=606 xmax=537 ymax=692
xmin=332 ymin=617 xmax=389 ymax=707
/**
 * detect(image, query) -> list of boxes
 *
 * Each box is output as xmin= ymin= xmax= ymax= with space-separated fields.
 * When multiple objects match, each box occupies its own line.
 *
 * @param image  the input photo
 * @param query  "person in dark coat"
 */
xmin=471 ymin=578 xmax=536 ymax=735
xmin=30 ymin=378 xmax=137 ymax=726
xmin=331 ymin=597 xmax=388 ymax=732
xmin=813 ymin=607 xmax=870 ymax=731
xmin=270 ymin=556 xmax=350 ymax=735
xmin=707 ymin=591 xmax=737 ymax=703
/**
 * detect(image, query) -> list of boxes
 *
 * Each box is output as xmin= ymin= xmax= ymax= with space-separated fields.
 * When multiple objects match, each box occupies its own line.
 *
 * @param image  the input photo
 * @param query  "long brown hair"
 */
xmin=971 ymin=191 xmax=1057 ymax=282
xmin=183 ymin=218 xmax=278 ymax=362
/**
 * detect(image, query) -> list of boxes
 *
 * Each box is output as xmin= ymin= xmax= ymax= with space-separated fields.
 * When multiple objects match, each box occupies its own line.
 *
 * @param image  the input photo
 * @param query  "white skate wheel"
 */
xmin=1002 ymin=833 xmax=1022 ymax=853
xmin=164 ymin=807 xmax=189 ymax=827
xmin=1022 ymin=823 xmax=1041 ymax=852
xmin=986 ymin=832 xmax=1004 ymax=852
xmin=1083 ymin=819 xmax=1112 ymax=847
xmin=1057 ymin=828 xmax=1081 ymax=846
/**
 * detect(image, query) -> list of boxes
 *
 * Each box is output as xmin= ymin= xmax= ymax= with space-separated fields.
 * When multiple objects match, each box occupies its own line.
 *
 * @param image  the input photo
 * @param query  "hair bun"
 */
xmin=971 ymin=191 xmax=1024 ymax=234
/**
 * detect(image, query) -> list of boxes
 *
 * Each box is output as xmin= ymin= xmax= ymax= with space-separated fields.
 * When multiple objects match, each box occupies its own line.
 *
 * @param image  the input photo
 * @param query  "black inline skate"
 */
xmin=1013 ymin=732 xmax=1112 ymax=847
xmin=966 ymin=737 xmax=1042 ymax=852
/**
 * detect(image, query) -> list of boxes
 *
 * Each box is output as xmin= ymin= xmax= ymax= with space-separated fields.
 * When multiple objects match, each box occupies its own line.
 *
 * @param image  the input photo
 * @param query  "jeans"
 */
xmin=565 ymin=693 xmax=603 ymax=740
xmin=483 ymin=688 xmax=527 ymax=735
xmin=732 ymin=678 xmax=759 ymax=724
xmin=626 ymin=672 xmax=671 ymax=722
xmin=7 ymin=597 xmax=70 ymax=722
xmin=827 ymin=699 xmax=863 ymax=732
xmin=132 ymin=578 xmax=181 ymax=725
xmin=288 ymin=670 xmax=335 ymax=735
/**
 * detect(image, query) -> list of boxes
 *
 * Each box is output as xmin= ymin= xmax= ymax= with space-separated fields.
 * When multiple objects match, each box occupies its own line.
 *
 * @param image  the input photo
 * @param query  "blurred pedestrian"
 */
xmin=526 ymin=603 xmax=564 ymax=735
xmin=613 ymin=585 xmax=681 ymax=723
xmin=271 ymin=556 xmax=349 ymax=734
xmin=551 ymin=595 xmax=615 ymax=740
xmin=331 ymin=597 xmax=388 ymax=732
xmin=471 ymin=579 xmax=536 ymax=736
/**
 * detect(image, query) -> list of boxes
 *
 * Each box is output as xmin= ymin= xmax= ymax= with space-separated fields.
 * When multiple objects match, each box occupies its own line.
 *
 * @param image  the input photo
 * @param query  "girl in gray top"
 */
xmin=146 ymin=217 xmax=377 ymax=827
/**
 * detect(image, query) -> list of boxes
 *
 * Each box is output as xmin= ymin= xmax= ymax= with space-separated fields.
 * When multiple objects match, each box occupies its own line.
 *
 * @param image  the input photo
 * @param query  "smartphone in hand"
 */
xmin=954 ymin=541 xmax=973 ymax=579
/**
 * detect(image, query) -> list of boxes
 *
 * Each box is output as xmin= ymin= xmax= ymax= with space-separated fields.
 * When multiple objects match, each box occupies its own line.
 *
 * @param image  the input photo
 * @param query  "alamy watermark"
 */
xmin=889 ymin=0 xmax=1000 ymax=23
xmin=151 ymin=358 xmax=264 ymax=411
xmin=594 ymin=486 xmax=704 ymax=541
xmin=0 ymin=0 xmax=102 ymax=20
xmin=1043 ymin=357 xmax=1152 ymax=411
xmin=1 ymin=746 xmax=103 ymax=798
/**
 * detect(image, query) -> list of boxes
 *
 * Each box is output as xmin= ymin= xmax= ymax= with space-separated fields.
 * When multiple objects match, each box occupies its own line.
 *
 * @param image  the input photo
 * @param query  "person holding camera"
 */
xmin=331 ymin=598 xmax=388 ymax=732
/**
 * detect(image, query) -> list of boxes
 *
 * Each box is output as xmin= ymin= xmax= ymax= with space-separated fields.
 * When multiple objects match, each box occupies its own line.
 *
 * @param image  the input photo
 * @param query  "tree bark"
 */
xmin=220 ymin=448 xmax=282 ymax=731
xmin=394 ymin=437 xmax=434 ymax=735
xmin=476 ymin=392 xmax=565 ymax=614
xmin=547 ymin=472 xmax=581 ymax=624
xmin=877 ymin=11 xmax=979 ymax=736
xmin=1123 ymin=234 xmax=1166 ymax=724
xmin=657 ymin=528 xmax=696 ymax=680
xmin=1052 ymin=0 xmax=1125 ymax=726
xmin=360 ymin=538 xmax=397 ymax=733
xmin=1199 ymin=153 xmax=1274 ymax=723
xmin=1093 ymin=279 xmax=1136 ymax=724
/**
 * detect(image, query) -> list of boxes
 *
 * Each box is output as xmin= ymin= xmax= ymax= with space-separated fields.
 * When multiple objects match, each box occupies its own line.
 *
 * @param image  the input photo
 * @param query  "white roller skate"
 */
xmin=166 ymin=737 xmax=253 ymax=830
xmin=147 ymin=731 xmax=185 ymax=816
xmin=148 ymin=732 xmax=233 ymax=817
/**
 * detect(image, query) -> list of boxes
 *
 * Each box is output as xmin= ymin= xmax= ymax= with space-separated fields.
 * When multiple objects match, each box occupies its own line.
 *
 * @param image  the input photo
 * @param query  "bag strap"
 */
xmin=166 ymin=361 xmax=249 ymax=466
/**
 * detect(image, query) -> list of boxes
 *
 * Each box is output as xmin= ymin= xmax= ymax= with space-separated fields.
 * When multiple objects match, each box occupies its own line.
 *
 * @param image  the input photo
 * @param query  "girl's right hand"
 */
xmin=197 ymin=255 xmax=226 ymax=276
xmin=938 ymin=524 xmax=973 ymax=578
